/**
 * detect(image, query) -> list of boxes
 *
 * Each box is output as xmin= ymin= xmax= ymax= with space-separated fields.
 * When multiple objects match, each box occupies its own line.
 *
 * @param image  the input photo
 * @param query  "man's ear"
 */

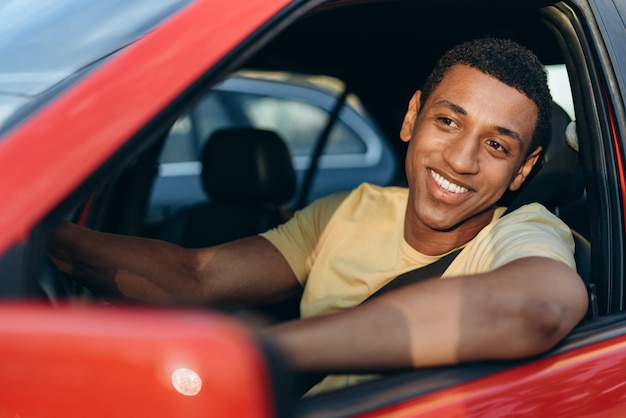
xmin=509 ymin=146 xmax=543 ymax=191
xmin=400 ymin=90 xmax=422 ymax=143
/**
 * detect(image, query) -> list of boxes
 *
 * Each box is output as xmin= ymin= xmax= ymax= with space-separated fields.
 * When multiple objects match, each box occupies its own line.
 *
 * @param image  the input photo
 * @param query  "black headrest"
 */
xmin=201 ymin=128 xmax=296 ymax=205
xmin=538 ymin=103 xmax=573 ymax=165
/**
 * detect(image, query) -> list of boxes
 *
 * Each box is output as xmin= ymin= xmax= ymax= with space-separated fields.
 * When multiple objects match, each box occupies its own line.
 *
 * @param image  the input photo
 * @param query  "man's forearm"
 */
xmin=48 ymin=222 xmax=202 ymax=304
xmin=264 ymin=257 xmax=588 ymax=372
xmin=47 ymin=223 xmax=301 ymax=307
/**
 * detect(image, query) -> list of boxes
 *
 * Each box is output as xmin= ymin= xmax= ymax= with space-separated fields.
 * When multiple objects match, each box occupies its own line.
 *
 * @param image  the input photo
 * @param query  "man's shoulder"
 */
xmin=451 ymin=202 xmax=576 ymax=274
xmin=312 ymin=183 xmax=407 ymax=210
xmin=498 ymin=202 xmax=566 ymax=225
xmin=340 ymin=183 xmax=408 ymax=212
xmin=349 ymin=182 xmax=408 ymax=200
xmin=308 ymin=183 xmax=408 ymax=225
xmin=491 ymin=202 xmax=574 ymax=252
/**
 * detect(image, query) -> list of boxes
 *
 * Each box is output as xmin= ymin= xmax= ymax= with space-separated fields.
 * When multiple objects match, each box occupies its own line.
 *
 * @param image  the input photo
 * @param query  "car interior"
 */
xmin=156 ymin=127 xmax=297 ymax=248
xmin=27 ymin=0 xmax=625 ymax=413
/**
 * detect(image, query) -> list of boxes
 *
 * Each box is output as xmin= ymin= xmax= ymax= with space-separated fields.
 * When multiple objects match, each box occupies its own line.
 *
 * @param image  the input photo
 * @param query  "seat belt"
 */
xmin=369 ymin=248 xmax=462 ymax=298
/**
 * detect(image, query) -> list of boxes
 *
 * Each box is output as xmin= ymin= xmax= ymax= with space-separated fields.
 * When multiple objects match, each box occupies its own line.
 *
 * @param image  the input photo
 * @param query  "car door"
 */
xmin=0 ymin=0 xmax=296 ymax=416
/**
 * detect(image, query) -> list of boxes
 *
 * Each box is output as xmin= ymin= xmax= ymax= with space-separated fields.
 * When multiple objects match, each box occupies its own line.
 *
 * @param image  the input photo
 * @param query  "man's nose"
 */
xmin=443 ymin=133 xmax=480 ymax=174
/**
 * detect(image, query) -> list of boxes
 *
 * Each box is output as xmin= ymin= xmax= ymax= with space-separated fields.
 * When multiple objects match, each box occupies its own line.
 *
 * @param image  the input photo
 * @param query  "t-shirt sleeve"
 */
xmin=260 ymin=190 xmax=350 ymax=284
xmin=484 ymin=203 xmax=576 ymax=270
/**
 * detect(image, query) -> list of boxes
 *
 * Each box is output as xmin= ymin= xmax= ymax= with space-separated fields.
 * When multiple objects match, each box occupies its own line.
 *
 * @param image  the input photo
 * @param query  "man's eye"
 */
xmin=487 ymin=139 xmax=508 ymax=153
xmin=438 ymin=117 xmax=455 ymax=127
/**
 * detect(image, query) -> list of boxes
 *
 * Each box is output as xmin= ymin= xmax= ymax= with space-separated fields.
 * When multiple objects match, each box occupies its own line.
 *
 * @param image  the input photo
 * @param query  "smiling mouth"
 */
xmin=429 ymin=170 xmax=469 ymax=194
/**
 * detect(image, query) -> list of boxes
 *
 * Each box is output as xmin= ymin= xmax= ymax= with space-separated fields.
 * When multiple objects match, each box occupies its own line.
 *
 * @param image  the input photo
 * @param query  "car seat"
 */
xmin=157 ymin=127 xmax=296 ymax=248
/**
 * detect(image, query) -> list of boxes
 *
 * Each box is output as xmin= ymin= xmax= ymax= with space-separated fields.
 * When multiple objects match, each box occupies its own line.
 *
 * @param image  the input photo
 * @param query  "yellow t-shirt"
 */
xmin=260 ymin=182 xmax=576 ymax=393
xmin=261 ymin=183 xmax=575 ymax=318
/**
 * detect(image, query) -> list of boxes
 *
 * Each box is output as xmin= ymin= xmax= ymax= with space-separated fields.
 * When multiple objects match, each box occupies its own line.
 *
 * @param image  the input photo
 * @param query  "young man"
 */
xmin=48 ymin=38 xmax=589 ymax=394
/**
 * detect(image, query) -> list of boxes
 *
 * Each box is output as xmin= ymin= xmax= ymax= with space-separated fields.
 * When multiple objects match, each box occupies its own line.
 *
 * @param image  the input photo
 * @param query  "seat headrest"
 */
xmin=201 ymin=128 xmax=296 ymax=205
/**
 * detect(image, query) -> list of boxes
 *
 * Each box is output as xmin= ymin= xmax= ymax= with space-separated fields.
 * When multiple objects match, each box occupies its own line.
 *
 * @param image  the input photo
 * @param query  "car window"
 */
xmin=160 ymin=116 xmax=195 ymax=163
xmin=159 ymin=73 xmax=369 ymax=166
xmin=150 ymin=73 xmax=396 ymax=220
xmin=233 ymin=92 xmax=366 ymax=156
xmin=546 ymin=64 xmax=574 ymax=120
xmin=159 ymin=93 xmax=233 ymax=164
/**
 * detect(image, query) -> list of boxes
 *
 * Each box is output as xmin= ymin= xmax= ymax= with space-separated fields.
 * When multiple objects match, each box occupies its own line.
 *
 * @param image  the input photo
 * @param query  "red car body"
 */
xmin=0 ymin=0 xmax=625 ymax=416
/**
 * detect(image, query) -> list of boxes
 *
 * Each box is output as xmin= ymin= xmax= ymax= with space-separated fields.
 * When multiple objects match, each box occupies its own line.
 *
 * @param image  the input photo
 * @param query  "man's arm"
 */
xmin=264 ymin=256 xmax=588 ymax=372
xmin=47 ymin=222 xmax=300 ymax=306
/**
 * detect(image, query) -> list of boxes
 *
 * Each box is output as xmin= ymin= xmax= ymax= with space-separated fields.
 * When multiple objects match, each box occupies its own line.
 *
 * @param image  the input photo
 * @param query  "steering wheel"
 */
xmin=39 ymin=258 xmax=90 ymax=303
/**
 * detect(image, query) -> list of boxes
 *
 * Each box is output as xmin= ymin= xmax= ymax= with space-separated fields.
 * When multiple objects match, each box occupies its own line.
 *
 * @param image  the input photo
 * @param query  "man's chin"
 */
xmin=423 ymin=219 xmax=463 ymax=233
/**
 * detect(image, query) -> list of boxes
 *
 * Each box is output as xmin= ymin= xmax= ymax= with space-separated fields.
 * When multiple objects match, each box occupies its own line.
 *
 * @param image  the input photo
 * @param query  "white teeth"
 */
xmin=430 ymin=170 xmax=469 ymax=194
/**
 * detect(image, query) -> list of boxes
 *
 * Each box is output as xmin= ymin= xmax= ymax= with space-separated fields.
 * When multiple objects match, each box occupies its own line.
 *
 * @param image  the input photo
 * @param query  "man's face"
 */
xmin=400 ymin=64 xmax=541 ymax=236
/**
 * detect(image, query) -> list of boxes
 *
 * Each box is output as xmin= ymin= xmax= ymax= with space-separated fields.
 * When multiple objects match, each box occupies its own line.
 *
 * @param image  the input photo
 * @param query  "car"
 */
xmin=149 ymin=71 xmax=398 ymax=223
xmin=0 ymin=0 xmax=625 ymax=416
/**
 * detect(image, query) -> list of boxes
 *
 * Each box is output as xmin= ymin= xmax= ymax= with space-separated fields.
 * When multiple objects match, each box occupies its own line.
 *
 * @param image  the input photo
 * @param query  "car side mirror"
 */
xmin=0 ymin=303 xmax=293 ymax=418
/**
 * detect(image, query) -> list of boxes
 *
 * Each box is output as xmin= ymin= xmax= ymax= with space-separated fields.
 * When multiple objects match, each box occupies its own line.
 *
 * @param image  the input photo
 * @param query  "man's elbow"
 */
xmin=521 ymin=289 xmax=589 ymax=354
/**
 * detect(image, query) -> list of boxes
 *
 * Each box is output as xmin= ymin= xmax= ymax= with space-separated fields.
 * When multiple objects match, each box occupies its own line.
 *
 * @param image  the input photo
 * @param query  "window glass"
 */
xmin=237 ymin=94 xmax=366 ymax=156
xmin=193 ymin=92 xmax=237 ymax=143
xmin=159 ymin=115 xmax=195 ymax=163
xmin=160 ymin=93 xmax=233 ymax=163
xmin=159 ymin=73 xmax=369 ymax=166
xmin=546 ymin=64 xmax=574 ymax=120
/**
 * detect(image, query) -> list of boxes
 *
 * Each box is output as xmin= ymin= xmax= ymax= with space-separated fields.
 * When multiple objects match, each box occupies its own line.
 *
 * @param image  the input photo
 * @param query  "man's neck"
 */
xmin=403 ymin=207 xmax=496 ymax=256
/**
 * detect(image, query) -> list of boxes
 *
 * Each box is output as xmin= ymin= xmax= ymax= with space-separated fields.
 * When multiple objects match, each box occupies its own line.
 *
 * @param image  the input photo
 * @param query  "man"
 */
xmin=48 ymin=38 xmax=589 ymax=394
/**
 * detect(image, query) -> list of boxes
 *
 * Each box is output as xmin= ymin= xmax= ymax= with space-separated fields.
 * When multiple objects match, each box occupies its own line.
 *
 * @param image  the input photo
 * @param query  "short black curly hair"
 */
xmin=420 ymin=37 xmax=552 ymax=155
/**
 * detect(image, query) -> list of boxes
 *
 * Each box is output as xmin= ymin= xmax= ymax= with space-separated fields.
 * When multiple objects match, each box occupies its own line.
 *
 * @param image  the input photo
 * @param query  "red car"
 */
xmin=0 ymin=0 xmax=625 ymax=416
